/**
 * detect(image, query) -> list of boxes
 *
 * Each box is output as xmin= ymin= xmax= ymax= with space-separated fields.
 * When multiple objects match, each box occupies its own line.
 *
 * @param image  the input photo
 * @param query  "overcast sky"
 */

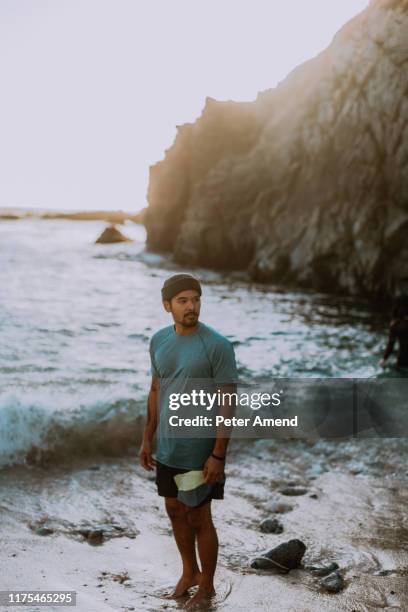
xmin=0 ymin=0 xmax=368 ymax=212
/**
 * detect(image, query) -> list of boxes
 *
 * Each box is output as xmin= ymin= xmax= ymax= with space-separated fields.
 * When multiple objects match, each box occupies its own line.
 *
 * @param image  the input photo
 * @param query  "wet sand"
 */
xmin=0 ymin=438 xmax=407 ymax=611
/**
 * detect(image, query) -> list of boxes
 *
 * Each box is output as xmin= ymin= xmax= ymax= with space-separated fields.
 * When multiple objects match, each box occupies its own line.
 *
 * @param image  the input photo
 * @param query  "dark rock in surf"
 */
xmin=95 ymin=225 xmax=133 ymax=244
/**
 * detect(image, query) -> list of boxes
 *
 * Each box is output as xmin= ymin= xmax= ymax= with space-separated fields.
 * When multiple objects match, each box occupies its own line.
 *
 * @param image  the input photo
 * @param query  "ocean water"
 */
xmin=0 ymin=218 xmax=390 ymax=468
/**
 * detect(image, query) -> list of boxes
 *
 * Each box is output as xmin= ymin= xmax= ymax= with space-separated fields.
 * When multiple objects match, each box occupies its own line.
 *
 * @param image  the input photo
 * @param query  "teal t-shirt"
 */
xmin=149 ymin=322 xmax=238 ymax=469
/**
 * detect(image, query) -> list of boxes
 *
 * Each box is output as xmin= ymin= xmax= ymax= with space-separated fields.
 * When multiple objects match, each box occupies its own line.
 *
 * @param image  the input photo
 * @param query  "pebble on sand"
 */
xmin=35 ymin=527 xmax=54 ymax=536
xmin=259 ymin=518 xmax=284 ymax=534
xmin=81 ymin=529 xmax=104 ymax=545
xmin=251 ymin=539 xmax=307 ymax=573
xmin=320 ymin=571 xmax=345 ymax=593
xmin=279 ymin=487 xmax=308 ymax=496
xmin=305 ymin=562 xmax=339 ymax=577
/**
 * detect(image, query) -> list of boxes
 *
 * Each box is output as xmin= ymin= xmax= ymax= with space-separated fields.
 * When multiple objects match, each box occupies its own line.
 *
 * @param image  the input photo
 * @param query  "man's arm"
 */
xmin=203 ymin=383 xmax=236 ymax=484
xmin=139 ymin=376 xmax=159 ymax=470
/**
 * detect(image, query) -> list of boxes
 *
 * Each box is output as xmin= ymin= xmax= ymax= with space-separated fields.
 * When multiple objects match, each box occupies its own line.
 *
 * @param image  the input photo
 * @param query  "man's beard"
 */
xmin=181 ymin=313 xmax=198 ymax=328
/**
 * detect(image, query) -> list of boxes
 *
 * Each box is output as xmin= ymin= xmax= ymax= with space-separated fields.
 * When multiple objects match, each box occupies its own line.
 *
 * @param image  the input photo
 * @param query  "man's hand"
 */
xmin=203 ymin=455 xmax=225 ymax=484
xmin=379 ymin=358 xmax=387 ymax=368
xmin=139 ymin=439 xmax=156 ymax=471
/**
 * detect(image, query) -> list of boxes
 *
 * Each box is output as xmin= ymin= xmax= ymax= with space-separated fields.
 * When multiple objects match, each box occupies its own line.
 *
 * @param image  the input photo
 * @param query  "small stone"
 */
xmin=259 ymin=518 xmax=284 ymax=534
xmin=35 ymin=527 xmax=54 ymax=536
xmin=280 ymin=487 xmax=308 ymax=496
xmin=87 ymin=530 xmax=104 ymax=545
xmin=264 ymin=539 xmax=307 ymax=571
xmin=309 ymin=494 xmax=318 ymax=499
xmin=113 ymin=571 xmax=130 ymax=584
xmin=306 ymin=562 xmax=339 ymax=576
xmin=320 ymin=572 xmax=345 ymax=593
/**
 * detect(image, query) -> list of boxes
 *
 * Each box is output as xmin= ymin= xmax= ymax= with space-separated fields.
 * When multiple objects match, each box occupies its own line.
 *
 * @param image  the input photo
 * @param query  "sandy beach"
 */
xmin=1 ymin=437 xmax=407 ymax=612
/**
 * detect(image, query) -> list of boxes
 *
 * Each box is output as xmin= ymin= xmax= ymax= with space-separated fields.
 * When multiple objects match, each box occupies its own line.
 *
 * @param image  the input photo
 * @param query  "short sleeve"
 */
xmin=212 ymin=340 xmax=238 ymax=385
xmin=149 ymin=339 xmax=159 ymax=378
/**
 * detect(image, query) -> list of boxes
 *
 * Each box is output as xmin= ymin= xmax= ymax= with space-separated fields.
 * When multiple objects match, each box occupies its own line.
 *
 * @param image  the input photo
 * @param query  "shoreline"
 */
xmin=1 ymin=438 xmax=407 ymax=611
xmin=0 ymin=208 xmax=145 ymax=224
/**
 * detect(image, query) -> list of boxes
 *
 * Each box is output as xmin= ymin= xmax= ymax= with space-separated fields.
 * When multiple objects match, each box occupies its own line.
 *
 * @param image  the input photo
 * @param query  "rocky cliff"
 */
xmin=145 ymin=0 xmax=408 ymax=298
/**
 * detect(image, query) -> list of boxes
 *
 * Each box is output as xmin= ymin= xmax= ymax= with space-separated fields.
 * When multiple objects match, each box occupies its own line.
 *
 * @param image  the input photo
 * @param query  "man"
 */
xmin=379 ymin=295 xmax=408 ymax=369
xmin=139 ymin=273 xmax=238 ymax=608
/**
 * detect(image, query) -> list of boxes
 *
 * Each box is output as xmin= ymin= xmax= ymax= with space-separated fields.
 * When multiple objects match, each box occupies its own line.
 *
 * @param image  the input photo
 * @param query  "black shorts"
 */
xmin=155 ymin=460 xmax=225 ymax=506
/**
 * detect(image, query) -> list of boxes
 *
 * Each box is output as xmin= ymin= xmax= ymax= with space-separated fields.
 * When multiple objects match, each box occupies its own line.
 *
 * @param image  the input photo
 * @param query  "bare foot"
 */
xmin=166 ymin=572 xmax=202 ymax=598
xmin=184 ymin=586 xmax=216 ymax=609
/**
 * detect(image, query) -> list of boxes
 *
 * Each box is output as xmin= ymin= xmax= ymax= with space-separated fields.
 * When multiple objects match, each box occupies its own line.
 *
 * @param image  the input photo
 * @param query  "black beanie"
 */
xmin=161 ymin=274 xmax=202 ymax=301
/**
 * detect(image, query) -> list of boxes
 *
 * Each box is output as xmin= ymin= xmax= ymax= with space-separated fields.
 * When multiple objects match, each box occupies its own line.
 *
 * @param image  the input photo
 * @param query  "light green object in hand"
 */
xmin=174 ymin=470 xmax=206 ymax=491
